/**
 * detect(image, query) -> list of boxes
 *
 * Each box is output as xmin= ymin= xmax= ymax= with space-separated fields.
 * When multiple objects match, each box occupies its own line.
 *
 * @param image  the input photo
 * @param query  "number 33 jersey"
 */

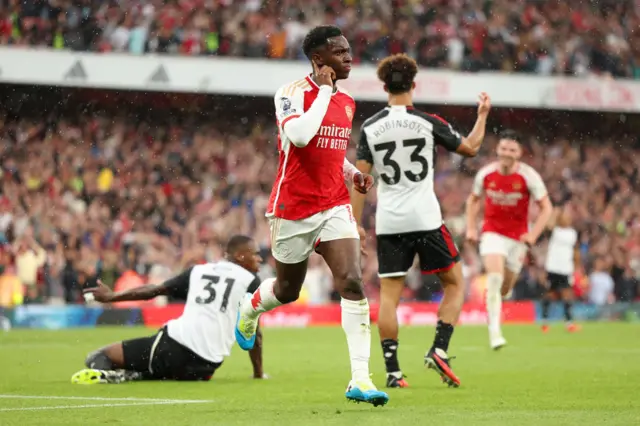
xmin=357 ymin=106 xmax=462 ymax=235
xmin=165 ymin=261 xmax=260 ymax=363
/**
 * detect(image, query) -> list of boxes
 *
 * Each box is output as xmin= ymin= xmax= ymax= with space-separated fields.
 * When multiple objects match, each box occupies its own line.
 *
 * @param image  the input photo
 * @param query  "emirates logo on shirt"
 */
xmin=345 ymin=106 xmax=353 ymax=122
xmin=486 ymin=189 xmax=524 ymax=206
xmin=316 ymin=125 xmax=352 ymax=150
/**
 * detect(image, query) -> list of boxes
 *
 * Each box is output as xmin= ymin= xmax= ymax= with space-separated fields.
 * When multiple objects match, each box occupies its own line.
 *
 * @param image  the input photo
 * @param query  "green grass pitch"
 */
xmin=0 ymin=323 xmax=638 ymax=425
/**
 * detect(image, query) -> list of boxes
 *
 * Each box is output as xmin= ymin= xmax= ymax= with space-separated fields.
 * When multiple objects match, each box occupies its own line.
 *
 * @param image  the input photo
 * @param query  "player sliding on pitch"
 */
xmin=71 ymin=235 xmax=266 ymax=384
xmin=351 ymin=53 xmax=491 ymax=388
xmin=234 ymin=25 xmax=388 ymax=406
xmin=466 ymin=130 xmax=553 ymax=350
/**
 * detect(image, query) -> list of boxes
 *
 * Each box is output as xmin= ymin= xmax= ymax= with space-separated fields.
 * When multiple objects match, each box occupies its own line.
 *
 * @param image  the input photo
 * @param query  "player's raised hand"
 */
xmin=312 ymin=60 xmax=335 ymax=88
xmin=477 ymin=92 xmax=491 ymax=116
xmin=82 ymin=279 xmax=114 ymax=304
xmin=353 ymin=172 xmax=374 ymax=194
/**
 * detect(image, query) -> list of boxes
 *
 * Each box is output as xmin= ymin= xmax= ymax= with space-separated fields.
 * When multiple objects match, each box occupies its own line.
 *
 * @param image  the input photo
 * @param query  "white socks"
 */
xmin=485 ymin=273 xmax=503 ymax=338
xmin=341 ymin=298 xmax=372 ymax=383
xmin=241 ymin=283 xmax=373 ymax=383
xmin=241 ymin=278 xmax=282 ymax=321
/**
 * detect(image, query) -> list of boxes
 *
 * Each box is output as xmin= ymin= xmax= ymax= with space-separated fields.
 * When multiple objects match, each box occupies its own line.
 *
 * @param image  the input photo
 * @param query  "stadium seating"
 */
xmin=0 ymin=102 xmax=638 ymax=306
xmin=2 ymin=0 xmax=639 ymax=78
xmin=0 ymin=1 xmax=639 ymax=307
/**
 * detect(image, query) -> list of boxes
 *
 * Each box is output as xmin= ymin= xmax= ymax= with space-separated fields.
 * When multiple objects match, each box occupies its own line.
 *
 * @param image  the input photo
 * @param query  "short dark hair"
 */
xmin=302 ymin=25 xmax=343 ymax=58
xmin=226 ymin=235 xmax=253 ymax=255
xmin=377 ymin=54 xmax=418 ymax=95
xmin=498 ymin=129 xmax=521 ymax=143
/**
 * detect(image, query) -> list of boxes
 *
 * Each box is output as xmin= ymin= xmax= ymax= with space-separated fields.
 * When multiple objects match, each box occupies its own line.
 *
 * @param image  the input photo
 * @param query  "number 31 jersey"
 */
xmin=165 ymin=261 xmax=260 ymax=363
xmin=357 ymin=106 xmax=462 ymax=235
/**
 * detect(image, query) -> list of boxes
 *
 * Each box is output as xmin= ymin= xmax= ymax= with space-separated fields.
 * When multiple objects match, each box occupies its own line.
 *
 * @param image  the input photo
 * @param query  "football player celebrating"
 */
xmin=466 ymin=130 xmax=553 ymax=349
xmin=234 ymin=26 xmax=387 ymax=406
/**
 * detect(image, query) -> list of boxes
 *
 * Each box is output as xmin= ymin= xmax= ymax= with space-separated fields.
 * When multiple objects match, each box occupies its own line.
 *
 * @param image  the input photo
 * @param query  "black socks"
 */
xmin=381 ymin=339 xmax=400 ymax=373
xmin=432 ymin=320 xmax=454 ymax=352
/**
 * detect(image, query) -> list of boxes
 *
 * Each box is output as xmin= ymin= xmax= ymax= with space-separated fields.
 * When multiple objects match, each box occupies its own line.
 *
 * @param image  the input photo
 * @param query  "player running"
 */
xmin=465 ymin=130 xmax=553 ymax=350
xmin=71 ymin=235 xmax=266 ymax=384
xmin=351 ymin=54 xmax=490 ymax=388
xmin=234 ymin=26 xmax=388 ymax=406
xmin=541 ymin=205 xmax=580 ymax=333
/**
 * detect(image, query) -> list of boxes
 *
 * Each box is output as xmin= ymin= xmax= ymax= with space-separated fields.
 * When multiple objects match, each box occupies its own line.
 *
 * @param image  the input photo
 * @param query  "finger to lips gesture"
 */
xmin=312 ymin=61 xmax=335 ymax=88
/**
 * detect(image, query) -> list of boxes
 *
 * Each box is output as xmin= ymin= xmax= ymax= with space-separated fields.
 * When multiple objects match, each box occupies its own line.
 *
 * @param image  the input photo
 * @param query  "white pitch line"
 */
xmin=0 ymin=395 xmax=211 ymax=403
xmin=0 ymin=400 xmax=210 ymax=413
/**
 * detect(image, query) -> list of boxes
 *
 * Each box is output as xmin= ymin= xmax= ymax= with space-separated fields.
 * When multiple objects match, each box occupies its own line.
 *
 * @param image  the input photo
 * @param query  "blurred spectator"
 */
xmin=614 ymin=265 xmax=638 ymax=303
xmin=0 ymin=265 xmax=22 ymax=307
xmin=513 ymin=267 xmax=546 ymax=301
xmin=588 ymin=257 xmax=615 ymax=306
xmin=0 ymin=86 xmax=639 ymax=306
xmin=14 ymin=234 xmax=47 ymax=301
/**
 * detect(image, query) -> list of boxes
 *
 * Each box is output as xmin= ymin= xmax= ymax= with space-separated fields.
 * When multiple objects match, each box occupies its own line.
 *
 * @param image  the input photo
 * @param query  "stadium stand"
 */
xmin=0 ymin=0 xmax=639 ymax=310
xmin=0 ymin=85 xmax=638 ymax=307
xmin=2 ymin=0 xmax=639 ymax=78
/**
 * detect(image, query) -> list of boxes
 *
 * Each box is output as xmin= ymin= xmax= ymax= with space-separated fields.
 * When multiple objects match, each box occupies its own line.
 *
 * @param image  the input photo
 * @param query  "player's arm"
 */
xmin=523 ymin=169 xmax=553 ymax=245
xmin=249 ymin=323 xmax=264 ymax=378
xmin=246 ymin=276 xmax=265 ymax=378
xmin=526 ymin=196 xmax=553 ymax=245
xmin=85 ymin=268 xmax=193 ymax=303
xmin=350 ymin=127 xmax=374 ymax=227
xmin=454 ymin=92 xmax=491 ymax=157
xmin=428 ymin=94 xmax=489 ymax=158
xmin=455 ymin=115 xmax=487 ymax=157
xmin=275 ymin=84 xmax=332 ymax=148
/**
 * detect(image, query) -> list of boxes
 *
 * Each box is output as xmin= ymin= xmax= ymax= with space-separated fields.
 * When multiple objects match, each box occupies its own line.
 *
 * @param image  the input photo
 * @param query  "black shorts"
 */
xmin=377 ymin=225 xmax=461 ymax=277
xmin=547 ymin=272 xmax=571 ymax=292
xmin=122 ymin=327 xmax=221 ymax=381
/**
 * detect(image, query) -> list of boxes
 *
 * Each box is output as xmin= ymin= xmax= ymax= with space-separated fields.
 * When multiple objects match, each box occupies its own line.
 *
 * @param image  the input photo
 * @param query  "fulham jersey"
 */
xmin=267 ymin=76 xmax=356 ymax=220
xmin=545 ymin=227 xmax=578 ymax=275
xmin=357 ymin=106 xmax=462 ymax=235
xmin=472 ymin=162 xmax=547 ymax=240
xmin=165 ymin=261 xmax=260 ymax=363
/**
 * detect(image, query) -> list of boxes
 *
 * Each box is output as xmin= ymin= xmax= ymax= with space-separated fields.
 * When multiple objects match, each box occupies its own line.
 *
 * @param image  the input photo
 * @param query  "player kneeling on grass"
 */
xmin=71 ymin=235 xmax=266 ymax=384
xmin=351 ymin=53 xmax=491 ymax=388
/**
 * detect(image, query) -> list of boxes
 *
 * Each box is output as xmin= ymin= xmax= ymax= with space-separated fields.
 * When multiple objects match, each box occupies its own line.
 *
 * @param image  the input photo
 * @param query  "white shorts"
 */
xmin=269 ymin=205 xmax=359 ymax=264
xmin=479 ymin=232 xmax=528 ymax=273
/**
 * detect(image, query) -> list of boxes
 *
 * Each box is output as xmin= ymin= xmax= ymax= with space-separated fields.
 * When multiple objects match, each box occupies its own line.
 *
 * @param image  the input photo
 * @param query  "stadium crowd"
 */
xmin=0 ymin=104 xmax=638 ymax=308
xmin=2 ymin=0 xmax=640 ymax=78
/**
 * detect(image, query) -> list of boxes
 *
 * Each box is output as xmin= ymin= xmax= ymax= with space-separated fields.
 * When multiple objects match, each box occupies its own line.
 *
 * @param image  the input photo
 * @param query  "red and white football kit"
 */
xmin=267 ymin=76 xmax=359 ymax=264
xmin=472 ymin=161 xmax=548 ymax=273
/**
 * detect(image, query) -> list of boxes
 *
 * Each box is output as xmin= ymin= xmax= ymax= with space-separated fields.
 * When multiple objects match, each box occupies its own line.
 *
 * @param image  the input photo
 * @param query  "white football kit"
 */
xmin=545 ymin=227 xmax=578 ymax=276
xmin=166 ymin=261 xmax=260 ymax=363
xmin=357 ymin=105 xmax=463 ymax=276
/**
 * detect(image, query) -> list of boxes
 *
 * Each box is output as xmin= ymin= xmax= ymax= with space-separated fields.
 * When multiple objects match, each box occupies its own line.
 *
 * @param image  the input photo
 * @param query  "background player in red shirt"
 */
xmin=234 ymin=26 xmax=388 ymax=406
xmin=465 ymin=130 xmax=553 ymax=349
